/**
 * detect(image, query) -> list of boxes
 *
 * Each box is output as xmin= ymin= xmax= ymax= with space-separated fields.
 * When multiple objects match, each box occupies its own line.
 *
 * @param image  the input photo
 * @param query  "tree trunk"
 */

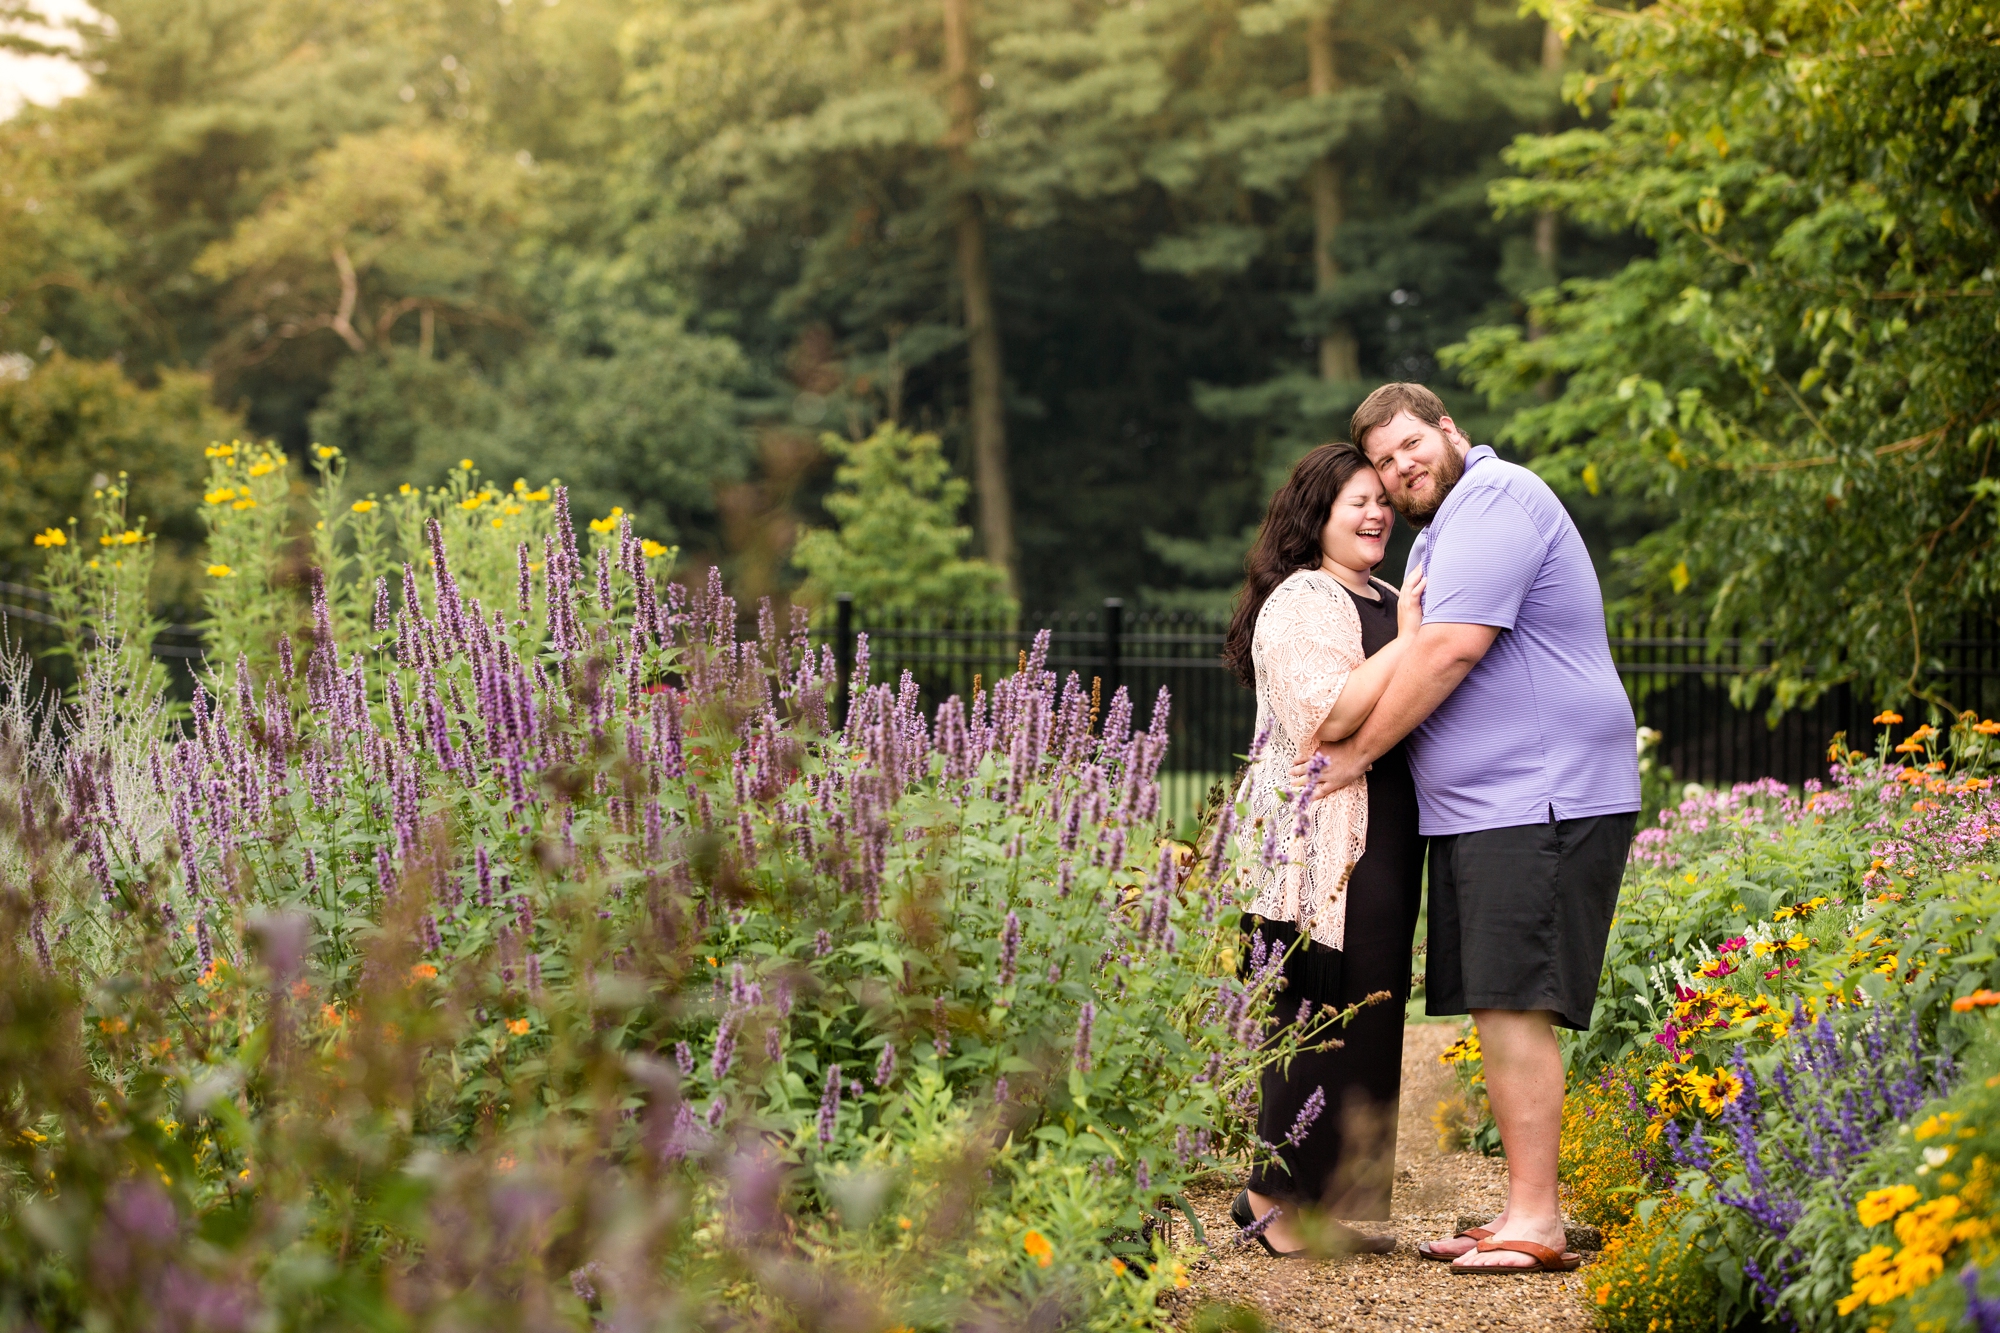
xmin=1306 ymin=13 xmax=1358 ymax=383
xmin=942 ymin=0 xmax=1016 ymax=591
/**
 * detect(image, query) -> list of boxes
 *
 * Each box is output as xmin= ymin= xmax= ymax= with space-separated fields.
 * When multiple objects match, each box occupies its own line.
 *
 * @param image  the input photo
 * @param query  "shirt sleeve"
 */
xmin=1260 ymin=581 xmax=1360 ymax=760
xmin=1421 ymin=487 xmax=1549 ymax=631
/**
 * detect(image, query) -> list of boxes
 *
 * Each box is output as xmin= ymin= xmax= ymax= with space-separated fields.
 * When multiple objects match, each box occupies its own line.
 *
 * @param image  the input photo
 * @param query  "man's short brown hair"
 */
xmin=1350 ymin=382 xmax=1447 ymax=452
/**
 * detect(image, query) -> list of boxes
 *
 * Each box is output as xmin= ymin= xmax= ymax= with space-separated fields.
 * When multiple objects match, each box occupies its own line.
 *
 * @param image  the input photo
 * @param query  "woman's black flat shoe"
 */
xmin=1232 ymin=1189 xmax=1311 ymax=1259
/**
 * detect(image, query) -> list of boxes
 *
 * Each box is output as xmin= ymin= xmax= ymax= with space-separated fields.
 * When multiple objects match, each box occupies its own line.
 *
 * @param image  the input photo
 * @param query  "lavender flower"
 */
xmin=1074 ymin=1001 xmax=1096 ymax=1073
xmin=1963 ymin=1264 xmax=2000 ymax=1333
xmin=711 ymin=1014 xmax=738 ymax=1081
xmin=998 ymin=911 xmax=1020 ymax=987
xmin=816 ymin=1063 xmax=842 ymax=1144
xmin=675 ymin=1041 xmax=695 ymax=1078
xmin=874 ymin=1043 xmax=896 ymax=1087
xmin=1284 ymin=1086 xmax=1326 ymax=1147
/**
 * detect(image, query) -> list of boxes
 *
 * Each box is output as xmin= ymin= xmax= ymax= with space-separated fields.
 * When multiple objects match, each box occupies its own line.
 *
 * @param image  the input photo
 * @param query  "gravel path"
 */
xmin=1168 ymin=1022 xmax=1598 ymax=1333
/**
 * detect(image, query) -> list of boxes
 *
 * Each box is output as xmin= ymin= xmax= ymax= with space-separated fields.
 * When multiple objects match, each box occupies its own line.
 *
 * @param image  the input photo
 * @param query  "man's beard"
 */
xmin=1392 ymin=445 xmax=1466 ymax=525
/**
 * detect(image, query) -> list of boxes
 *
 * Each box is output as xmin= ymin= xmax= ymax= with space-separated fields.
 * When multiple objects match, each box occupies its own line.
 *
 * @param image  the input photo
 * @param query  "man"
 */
xmin=1297 ymin=382 xmax=1638 ymax=1274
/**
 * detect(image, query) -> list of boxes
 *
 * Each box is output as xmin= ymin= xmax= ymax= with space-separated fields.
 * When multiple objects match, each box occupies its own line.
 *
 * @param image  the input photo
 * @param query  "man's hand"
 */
xmin=1289 ymin=621 xmax=1502 ymax=800
xmin=1295 ymin=739 xmax=1369 ymax=800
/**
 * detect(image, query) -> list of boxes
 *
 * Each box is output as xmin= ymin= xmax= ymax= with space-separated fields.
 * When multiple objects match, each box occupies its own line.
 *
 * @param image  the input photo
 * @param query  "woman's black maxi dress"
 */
xmin=1242 ymin=583 xmax=1427 ymax=1221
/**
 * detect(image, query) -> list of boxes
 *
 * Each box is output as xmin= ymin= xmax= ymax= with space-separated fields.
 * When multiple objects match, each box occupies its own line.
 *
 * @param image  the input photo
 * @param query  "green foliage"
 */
xmin=0 ymin=445 xmax=1351 ymax=1329
xmin=0 ymin=354 xmax=237 ymax=605
xmin=1586 ymin=1195 xmax=1722 ymax=1333
xmin=1446 ymin=0 xmax=2000 ymax=707
xmin=793 ymin=423 xmax=1014 ymax=616
xmin=1555 ymin=720 xmax=2000 ymax=1330
xmin=308 ymin=310 xmax=751 ymax=546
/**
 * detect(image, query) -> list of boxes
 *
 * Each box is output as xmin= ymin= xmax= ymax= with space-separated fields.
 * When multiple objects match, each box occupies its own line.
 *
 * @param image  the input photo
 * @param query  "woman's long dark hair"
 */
xmin=1222 ymin=441 xmax=1373 ymax=686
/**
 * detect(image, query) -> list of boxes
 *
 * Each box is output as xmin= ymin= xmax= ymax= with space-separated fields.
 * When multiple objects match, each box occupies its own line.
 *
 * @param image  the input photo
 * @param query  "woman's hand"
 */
xmin=1396 ymin=567 xmax=1426 ymax=639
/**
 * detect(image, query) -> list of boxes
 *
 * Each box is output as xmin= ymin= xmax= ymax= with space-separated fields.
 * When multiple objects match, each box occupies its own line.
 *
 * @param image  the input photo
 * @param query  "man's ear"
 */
xmin=1437 ymin=415 xmax=1472 ymax=456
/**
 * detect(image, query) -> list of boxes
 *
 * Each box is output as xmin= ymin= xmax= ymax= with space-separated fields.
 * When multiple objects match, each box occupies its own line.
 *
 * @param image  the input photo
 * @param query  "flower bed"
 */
xmin=0 ymin=448 xmax=1336 ymax=1330
xmin=1536 ymin=722 xmax=2000 ymax=1331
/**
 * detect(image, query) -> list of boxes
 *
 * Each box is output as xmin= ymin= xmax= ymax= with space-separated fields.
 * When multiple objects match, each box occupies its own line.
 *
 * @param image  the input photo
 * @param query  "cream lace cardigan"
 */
xmin=1232 ymin=568 xmax=1379 ymax=951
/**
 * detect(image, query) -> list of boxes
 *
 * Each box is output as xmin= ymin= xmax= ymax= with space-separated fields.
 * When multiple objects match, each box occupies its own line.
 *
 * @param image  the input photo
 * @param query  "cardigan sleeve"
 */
xmin=1256 ymin=577 xmax=1362 ymax=763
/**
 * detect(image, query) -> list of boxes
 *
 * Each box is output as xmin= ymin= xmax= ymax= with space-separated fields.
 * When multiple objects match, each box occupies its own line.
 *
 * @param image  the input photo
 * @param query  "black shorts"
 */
xmin=1424 ymin=812 xmax=1636 ymax=1031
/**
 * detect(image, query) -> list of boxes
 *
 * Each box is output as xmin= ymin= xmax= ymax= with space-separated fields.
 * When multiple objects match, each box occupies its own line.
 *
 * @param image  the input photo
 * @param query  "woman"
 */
xmin=1219 ymin=441 xmax=1428 ymax=1257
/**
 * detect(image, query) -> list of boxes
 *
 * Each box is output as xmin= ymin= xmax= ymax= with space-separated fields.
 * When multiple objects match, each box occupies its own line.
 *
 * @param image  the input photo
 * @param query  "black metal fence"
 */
xmin=819 ymin=598 xmax=2000 ymax=819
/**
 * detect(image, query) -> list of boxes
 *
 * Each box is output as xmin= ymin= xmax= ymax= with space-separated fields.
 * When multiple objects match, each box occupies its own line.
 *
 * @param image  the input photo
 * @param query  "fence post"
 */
xmin=835 ymin=593 xmax=855 ymax=727
xmin=1102 ymin=597 xmax=1123 ymax=700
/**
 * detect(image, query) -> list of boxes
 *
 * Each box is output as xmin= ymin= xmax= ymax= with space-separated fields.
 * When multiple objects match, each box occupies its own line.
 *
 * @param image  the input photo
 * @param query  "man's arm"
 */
xmin=1297 ymin=621 xmax=1500 ymax=798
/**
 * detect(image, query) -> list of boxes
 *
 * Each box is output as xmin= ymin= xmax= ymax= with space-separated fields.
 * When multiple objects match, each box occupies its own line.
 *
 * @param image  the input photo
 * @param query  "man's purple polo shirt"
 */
xmin=1405 ymin=445 xmax=1639 ymax=835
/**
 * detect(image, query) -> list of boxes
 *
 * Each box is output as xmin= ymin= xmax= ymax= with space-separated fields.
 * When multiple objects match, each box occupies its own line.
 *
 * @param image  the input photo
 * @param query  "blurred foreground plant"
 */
xmin=0 ymin=447 xmax=1334 ymax=1331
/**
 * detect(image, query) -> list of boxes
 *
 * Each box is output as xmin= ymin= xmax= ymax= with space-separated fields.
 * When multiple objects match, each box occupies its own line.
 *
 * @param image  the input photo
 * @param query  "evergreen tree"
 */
xmin=791 ymin=422 xmax=1014 ymax=615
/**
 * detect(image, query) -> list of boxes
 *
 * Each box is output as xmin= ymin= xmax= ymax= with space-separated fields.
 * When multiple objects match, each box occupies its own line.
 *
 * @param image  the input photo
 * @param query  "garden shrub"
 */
xmin=1588 ymin=1194 xmax=1723 ymax=1333
xmin=1559 ymin=719 xmax=2000 ymax=1332
xmin=0 ymin=444 xmax=1337 ymax=1330
xmin=1560 ymin=1055 xmax=1670 ymax=1233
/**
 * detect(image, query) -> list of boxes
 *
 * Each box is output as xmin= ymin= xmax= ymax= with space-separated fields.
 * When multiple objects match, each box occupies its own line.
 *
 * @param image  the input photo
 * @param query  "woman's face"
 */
xmin=1320 ymin=469 xmax=1394 ymax=571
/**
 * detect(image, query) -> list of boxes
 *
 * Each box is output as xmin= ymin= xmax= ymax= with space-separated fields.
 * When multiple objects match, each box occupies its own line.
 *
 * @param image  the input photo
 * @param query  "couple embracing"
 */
xmin=1222 ymin=382 xmax=1640 ymax=1272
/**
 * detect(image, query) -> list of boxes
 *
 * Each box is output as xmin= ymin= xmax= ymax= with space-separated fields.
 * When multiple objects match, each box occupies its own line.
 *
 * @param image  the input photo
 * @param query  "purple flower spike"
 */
xmin=998 ymin=911 xmax=1020 ymax=988
xmin=1963 ymin=1264 xmax=2000 ymax=1333
xmin=1285 ymin=1086 xmax=1326 ymax=1147
xmin=817 ymin=1063 xmax=843 ymax=1144
xmin=1074 ymin=1001 xmax=1096 ymax=1073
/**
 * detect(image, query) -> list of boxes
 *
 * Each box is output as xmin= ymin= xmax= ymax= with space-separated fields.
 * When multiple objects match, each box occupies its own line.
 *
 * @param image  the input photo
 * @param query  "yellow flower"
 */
xmin=459 ymin=493 xmax=486 ymax=511
xmin=1914 ymin=1113 xmax=1959 ymax=1141
xmin=1172 ymin=1261 xmax=1190 ymax=1289
xmin=1022 ymin=1229 xmax=1053 ymax=1268
xmin=490 ymin=518 xmax=505 ymax=529
xmin=205 ymin=487 xmax=236 ymax=505
xmin=1438 ymin=1031 xmax=1481 ymax=1065
xmin=32 ymin=527 xmax=66 ymax=547
xmin=231 ymin=497 xmax=256 ymax=510
xmin=351 ymin=499 xmax=375 ymax=514
xmin=207 ymin=564 xmax=235 ymax=578
xmin=501 ymin=502 xmax=523 ymax=516
xmin=524 ymin=487 xmax=550 ymax=502
xmin=315 ymin=445 xmax=338 ymax=460
xmin=642 ymin=539 xmax=671 ymax=559
xmin=205 ymin=442 xmax=236 ymax=459
xmin=1857 ymin=1185 xmax=1920 ymax=1227
xmin=247 ymin=459 xmax=276 ymax=477
xmin=399 ymin=483 xmax=413 ymax=495
xmin=588 ymin=506 xmax=626 ymax=535
xmin=1785 ymin=934 xmax=1810 ymax=952
xmin=459 ymin=458 xmax=474 ymax=470
xmin=1692 ymin=1070 xmax=1744 ymax=1115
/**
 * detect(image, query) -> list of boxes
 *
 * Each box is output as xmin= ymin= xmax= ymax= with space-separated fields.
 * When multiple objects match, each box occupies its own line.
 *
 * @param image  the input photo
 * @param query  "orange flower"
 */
xmin=506 ymin=1018 xmax=530 ymax=1036
xmin=1976 ymin=719 xmax=2000 ymax=736
xmin=410 ymin=963 xmax=438 ymax=982
xmin=1951 ymin=990 xmax=2000 ymax=1012
xmin=1022 ymin=1229 xmax=1054 ymax=1267
xmin=1874 ymin=711 xmax=1903 ymax=725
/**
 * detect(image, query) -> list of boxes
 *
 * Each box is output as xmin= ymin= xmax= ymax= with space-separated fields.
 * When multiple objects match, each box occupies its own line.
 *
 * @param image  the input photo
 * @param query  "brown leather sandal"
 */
xmin=1416 ymin=1226 xmax=1492 ymax=1262
xmin=1450 ymin=1239 xmax=1583 ymax=1274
